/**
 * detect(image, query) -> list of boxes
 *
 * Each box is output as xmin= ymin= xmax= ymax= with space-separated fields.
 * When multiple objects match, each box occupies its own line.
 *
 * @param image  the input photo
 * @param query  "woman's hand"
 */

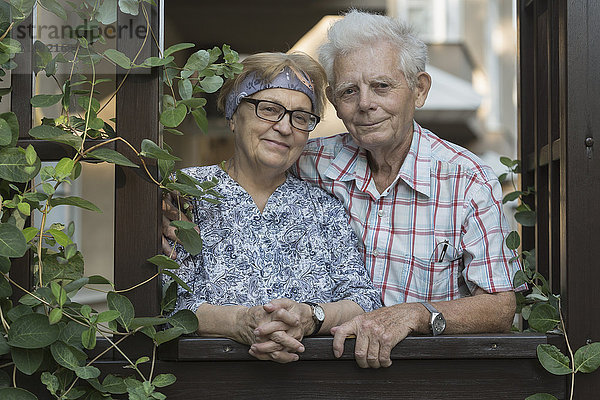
xmin=161 ymin=191 xmax=197 ymax=258
xmin=248 ymin=299 xmax=313 ymax=363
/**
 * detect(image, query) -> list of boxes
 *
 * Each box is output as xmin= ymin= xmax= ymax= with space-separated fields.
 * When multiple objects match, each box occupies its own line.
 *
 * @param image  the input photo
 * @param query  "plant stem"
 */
xmin=558 ymin=300 xmax=575 ymax=400
xmin=62 ymin=329 xmax=136 ymax=398
xmin=0 ymin=284 xmax=10 ymax=332
xmin=149 ymin=344 xmax=157 ymax=381
xmin=36 ymin=202 xmax=50 ymax=287
xmin=0 ymin=362 xmax=13 ymax=369
xmin=97 ymin=329 xmax=147 ymax=381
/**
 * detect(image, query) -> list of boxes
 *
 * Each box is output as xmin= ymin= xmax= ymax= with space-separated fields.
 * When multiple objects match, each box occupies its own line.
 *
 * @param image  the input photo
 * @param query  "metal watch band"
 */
xmin=420 ymin=301 xmax=439 ymax=315
xmin=419 ymin=301 xmax=446 ymax=335
xmin=302 ymin=301 xmax=324 ymax=337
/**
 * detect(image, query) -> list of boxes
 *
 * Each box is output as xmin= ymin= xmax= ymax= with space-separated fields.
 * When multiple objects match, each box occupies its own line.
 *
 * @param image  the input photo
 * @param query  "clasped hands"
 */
xmin=239 ymin=298 xmax=313 ymax=363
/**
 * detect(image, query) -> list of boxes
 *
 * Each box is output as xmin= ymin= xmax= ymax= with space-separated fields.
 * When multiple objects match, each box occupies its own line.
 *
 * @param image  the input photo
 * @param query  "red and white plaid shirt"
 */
xmin=293 ymin=122 xmax=523 ymax=306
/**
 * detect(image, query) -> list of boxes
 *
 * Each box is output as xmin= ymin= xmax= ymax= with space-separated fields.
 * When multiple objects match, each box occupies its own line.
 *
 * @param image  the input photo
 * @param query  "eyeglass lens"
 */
xmin=252 ymin=100 xmax=319 ymax=132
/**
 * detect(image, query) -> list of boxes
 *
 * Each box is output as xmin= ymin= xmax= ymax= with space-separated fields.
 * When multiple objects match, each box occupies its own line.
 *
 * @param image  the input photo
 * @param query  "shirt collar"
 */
xmin=397 ymin=122 xmax=431 ymax=198
xmin=325 ymin=121 xmax=432 ymax=198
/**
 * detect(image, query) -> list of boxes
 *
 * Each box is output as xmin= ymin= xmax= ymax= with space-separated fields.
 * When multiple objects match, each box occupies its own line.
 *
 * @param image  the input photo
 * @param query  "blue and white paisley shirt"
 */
xmin=171 ymin=165 xmax=382 ymax=314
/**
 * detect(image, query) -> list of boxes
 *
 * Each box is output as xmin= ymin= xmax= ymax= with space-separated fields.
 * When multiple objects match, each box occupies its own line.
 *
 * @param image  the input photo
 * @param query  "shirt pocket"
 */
xmin=404 ymin=255 xmax=463 ymax=302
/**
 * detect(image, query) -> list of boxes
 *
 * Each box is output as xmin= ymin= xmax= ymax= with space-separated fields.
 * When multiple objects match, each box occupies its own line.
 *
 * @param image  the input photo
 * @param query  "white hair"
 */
xmin=319 ymin=10 xmax=428 ymax=90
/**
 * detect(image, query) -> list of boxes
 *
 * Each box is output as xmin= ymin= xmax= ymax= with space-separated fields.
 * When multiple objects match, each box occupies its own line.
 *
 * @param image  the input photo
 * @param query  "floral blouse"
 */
xmin=170 ymin=165 xmax=382 ymax=314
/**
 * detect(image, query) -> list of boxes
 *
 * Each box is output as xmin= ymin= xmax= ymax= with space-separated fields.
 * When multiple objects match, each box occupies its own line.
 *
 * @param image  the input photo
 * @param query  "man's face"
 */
xmin=329 ymin=42 xmax=429 ymax=153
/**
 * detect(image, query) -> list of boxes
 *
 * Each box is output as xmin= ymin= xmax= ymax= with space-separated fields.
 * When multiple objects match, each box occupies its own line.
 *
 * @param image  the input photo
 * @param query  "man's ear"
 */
xmin=414 ymin=72 xmax=431 ymax=108
xmin=326 ymin=86 xmax=335 ymax=107
xmin=326 ymin=86 xmax=342 ymax=118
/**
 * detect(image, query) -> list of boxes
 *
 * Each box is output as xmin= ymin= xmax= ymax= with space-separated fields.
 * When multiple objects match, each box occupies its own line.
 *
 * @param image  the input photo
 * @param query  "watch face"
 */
xmin=314 ymin=305 xmax=325 ymax=321
xmin=432 ymin=314 xmax=446 ymax=334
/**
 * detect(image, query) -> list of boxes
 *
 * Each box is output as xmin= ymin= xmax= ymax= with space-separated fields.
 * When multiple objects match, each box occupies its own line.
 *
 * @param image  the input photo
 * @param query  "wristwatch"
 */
xmin=303 ymin=302 xmax=325 ymax=337
xmin=419 ymin=302 xmax=446 ymax=336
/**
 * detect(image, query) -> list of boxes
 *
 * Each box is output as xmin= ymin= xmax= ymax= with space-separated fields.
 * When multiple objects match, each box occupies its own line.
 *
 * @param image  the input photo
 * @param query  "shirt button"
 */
xmin=373 ymin=249 xmax=379 ymax=257
xmin=377 ymin=209 xmax=384 ymax=217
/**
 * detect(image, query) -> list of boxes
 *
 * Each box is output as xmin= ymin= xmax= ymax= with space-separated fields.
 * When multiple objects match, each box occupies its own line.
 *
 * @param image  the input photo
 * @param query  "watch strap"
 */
xmin=302 ymin=301 xmax=324 ymax=337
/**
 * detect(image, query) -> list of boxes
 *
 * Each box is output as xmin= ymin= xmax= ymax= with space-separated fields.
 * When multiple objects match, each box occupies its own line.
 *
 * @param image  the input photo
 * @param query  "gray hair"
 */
xmin=319 ymin=10 xmax=428 ymax=90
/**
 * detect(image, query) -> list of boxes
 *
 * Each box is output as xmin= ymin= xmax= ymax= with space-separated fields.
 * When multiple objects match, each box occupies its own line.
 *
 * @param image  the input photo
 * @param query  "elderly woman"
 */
xmin=168 ymin=52 xmax=381 ymax=363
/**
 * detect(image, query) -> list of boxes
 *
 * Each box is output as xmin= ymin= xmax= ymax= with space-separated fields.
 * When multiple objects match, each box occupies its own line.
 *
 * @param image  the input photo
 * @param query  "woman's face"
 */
xmin=230 ymin=88 xmax=312 ymax=176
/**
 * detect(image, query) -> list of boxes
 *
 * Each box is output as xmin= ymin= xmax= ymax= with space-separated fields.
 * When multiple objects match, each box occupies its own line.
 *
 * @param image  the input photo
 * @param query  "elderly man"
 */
xmin=286 ymin=10 xmax=522 ymax=368
xmin=164 ymin=10 xmax=522 ymax=368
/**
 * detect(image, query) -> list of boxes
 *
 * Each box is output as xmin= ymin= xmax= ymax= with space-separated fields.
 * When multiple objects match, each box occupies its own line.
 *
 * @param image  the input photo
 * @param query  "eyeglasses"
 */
xmin=240 ymin=98 xmax=320 ymax=132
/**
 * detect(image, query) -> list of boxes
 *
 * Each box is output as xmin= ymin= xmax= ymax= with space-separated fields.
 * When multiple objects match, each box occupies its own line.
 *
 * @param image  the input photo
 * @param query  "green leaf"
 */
xmin=118 ymin=0 xmax=139 ymax=15
xmin=64 ymin=277 xmax=89 ymax=293
xmin=515 ymin=210 xmax=536 ymax=227
xmin=96 ymin=0 xmax=117 ymax=24
xmin=6 ymin=305 xmax=33 ymax=323
xmin=164 ymin=43 xmax=194 ymax=57
xmin=87 ymin=148 xmax=139 ymax=168
xmin=529 ymin=303 xmax=560 ymax=333
xmin=81 ymin=326 xmax=97 ymax=350
xmin=141 ymin=55 xmax=174 ymax=67
xmin=0 ymin=118 xmax=11 ymax=146
xmin=513 ymin=270 xmax=527 ymax=288
xmin=140 ymin=139 xmax=181 ymax=161
xmin=7 ymin=313 xmax=60 ymax=348
xmin=178 ymin=78 xmax=193 ymax=100
xmin=103 ymin=374 xmax=127 ymax=394
xmin=159 ymin=103 xmax=187 ymax=128
xmin=0 ymin=335 xmax=9 ymax=356
xmin=134 ymin=356 xmax=149 ymax=366
xmin=50 ymin=281 xmax=68 ymax=306
xmin=40 ymin=252 xmax=84 ymax=283
xmin=168 ymin=309 xmax=198 ymax=334
xmin=50 ymin=341 xmax=82 ymax=370
xmin=147 ymin=254 xmax=180 ymax=270
xmin=536 ymin=344 xmax=572 ymax=375
xmin=48 ymin=228 xmax=72 ymax=247
xmin=30 ymin=94 xmax=63 ymax=108
xmin=41 ymin=372 xmax=60 ymax=396
xmin=505 ymin=231 xmax=520 ymax=251
xmin=39 ymin=0 xmax=67 ymax=20
xmin=29 ymin=125 xmax=82 ymax=149
xmin=0 ymin=147 xmax=41 ymax=182
xmin=191 ymin=108 xmax=208 ymax=133
xmin=77 ymin=96 xmax=101 ymax=113
xmin=175 ymin=226 xmax=202 ymax=256
xmin=0 ymin=388 xmax=38 ymax=399
xmin=17 ymin=201 xmax=31 ymax=216
xmin=162 ymin=270 xmax=191 ymax=293
xmin=75 ymin=365 xmax=100 ymax=380
xmin=129 ymin=317 xmax=167 ymax=330
xmin=49 ymin=308 xmax=63 ymax=324
xmin=199 ymin=75 xmax=224 ymax=93
xmin=0 ymin=222 xmax=27 ymax=258
xmin=49 ymin=196 xmax=102 ymax=212
xmin=107 ymin=292 xmax=135 ymax=330
xmin=0 ymin=112 xmax=19 ymax=147
xmin=97 ymin=310 xmax=120 ymax=323
xmin=152 ymin=374 xmax=176 ymax=388
xmin=0 ymin=256 xmax=10 ymax=274
xmin=87 ymin=275 xmax=113 ymax=285
xmin=154 ymin=326 xmax=184 ymax=345
xmin=24 ymin=144 xmax=37 ymax=165
xmin=180 ymin=97 xmax=207 ymax=110
xmin=500 ymin=156 xmax=518 ymax=168
xmin=164 ymin=128 xmax=184 ymax=136
xmin=497 ymin=172 xmax=508 ymax=183
xmin=0 ymin=275 xmax=12 ymax=297
xmin=12 ymin=347 xmax=44 ymax=375
xmin=525 ymin=394 xmax=558 ymax=400
xmin=184 ymin=50 xmax=209 ymax=72
xmin=502 ymin=191 xmax=523 ymax=204
xmin=59 ymin=321 xmax=87 ymax=348
xmin=161 ymin=281 xmax=177 ymax=314
xmin=104 ymin=48 xmax=132 ymax=69
xmin=574 ymin=342 xmax=600 ymax=373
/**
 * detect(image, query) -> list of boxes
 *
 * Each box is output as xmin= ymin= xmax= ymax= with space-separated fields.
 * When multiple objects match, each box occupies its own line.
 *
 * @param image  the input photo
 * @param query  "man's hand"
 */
xmin=331 ymin=303 xmax=428 ymax=369
xmin=161 ymin=191 xmax=196 ymax=258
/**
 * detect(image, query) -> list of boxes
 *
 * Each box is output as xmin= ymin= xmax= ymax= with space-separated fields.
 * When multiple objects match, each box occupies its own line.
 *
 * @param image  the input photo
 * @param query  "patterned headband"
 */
xmin=224 ymin=66 xmax=316 ymax=119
